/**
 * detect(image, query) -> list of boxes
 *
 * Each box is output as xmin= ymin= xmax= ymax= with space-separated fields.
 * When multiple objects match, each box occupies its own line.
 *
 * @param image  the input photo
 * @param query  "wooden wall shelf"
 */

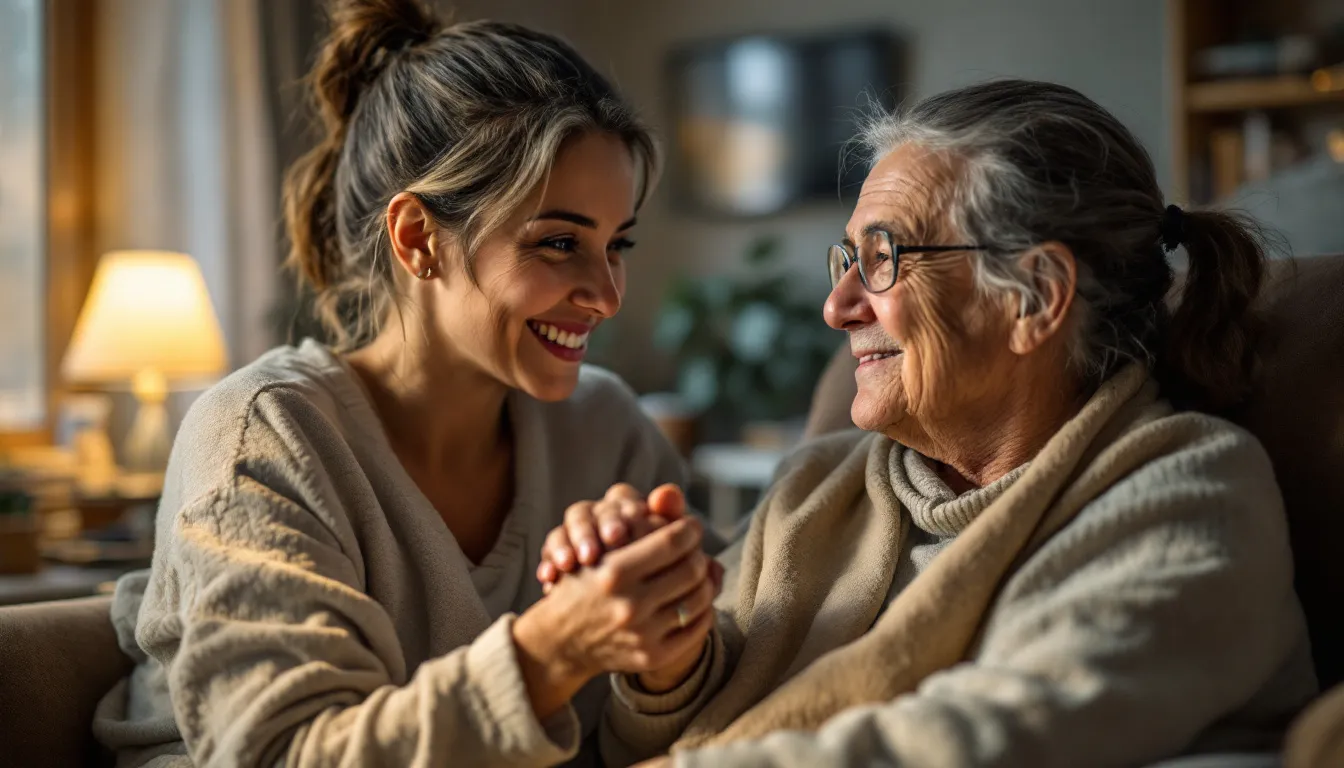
xmin=1168 ymin=0 xmax=1344 ymax=204
xmin=1187 ymin=76 xmax=1344 ymax=113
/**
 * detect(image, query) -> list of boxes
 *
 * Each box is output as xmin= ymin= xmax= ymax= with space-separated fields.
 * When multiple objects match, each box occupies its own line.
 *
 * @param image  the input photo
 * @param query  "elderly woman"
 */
xmin=540 ymin=79 xmax=1318 ymax=767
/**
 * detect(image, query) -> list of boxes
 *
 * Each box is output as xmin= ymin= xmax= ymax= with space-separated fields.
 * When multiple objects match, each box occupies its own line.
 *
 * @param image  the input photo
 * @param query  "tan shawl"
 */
xmin=674 ymin=363 xmax=1185 ymax=749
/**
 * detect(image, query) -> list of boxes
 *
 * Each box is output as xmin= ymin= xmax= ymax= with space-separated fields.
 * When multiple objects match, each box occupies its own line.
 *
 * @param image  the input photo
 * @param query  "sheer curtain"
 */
xmin=94 ymin=0 xmax=280 ymax=369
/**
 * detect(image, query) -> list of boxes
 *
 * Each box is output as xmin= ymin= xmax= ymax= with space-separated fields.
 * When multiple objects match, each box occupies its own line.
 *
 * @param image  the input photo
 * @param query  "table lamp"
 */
xmin=61 ymin=251 xmax=227 ymax=473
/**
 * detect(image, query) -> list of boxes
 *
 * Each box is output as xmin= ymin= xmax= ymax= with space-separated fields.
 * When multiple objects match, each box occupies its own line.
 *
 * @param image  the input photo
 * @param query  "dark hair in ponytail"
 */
xmin=861 ymin=78 xmax=1275 ymax=411
xmin=1161 ymin=209 xmax=1270 ymax=410
xmin=282 ymin=0 xmax=658 ymax=348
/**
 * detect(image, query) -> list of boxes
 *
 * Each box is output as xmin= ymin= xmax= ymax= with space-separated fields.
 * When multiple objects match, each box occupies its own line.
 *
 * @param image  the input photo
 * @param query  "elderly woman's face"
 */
xmin=824 ymin=144 xmax=1018 ymax=445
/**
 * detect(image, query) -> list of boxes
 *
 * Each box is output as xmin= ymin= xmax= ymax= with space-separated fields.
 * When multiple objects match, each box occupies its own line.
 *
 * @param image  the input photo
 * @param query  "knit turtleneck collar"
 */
xmin=888 ymin=445 xmax=1029 ymax=537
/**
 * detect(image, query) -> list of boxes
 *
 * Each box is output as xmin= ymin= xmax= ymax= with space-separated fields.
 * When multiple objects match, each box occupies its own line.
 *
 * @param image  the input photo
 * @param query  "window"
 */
xmin=0 ymin=0 xmax=45 ymax=431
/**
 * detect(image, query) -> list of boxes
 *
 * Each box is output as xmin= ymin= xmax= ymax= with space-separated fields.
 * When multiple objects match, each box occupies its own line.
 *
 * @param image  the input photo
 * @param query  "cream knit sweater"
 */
xmin=93 ymin=340 xmax=688 ymax=767
xmin=604 ymin=368 xmax=1317 ymax=767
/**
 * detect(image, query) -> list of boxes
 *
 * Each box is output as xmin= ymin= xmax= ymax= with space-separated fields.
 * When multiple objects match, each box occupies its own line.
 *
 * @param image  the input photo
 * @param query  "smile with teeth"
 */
xmin=858 ymin=350 xmax=901 ymax=364
xmin=528 ymin=321 xmax=589 ymax=350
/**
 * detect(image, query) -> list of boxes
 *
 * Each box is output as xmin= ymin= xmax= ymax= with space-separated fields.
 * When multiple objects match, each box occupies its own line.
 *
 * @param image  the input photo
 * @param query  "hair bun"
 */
xmin=282 ymin=0 xmax=443 ymax=296
xmin=314 ymin=0 xmax=443 ymax=129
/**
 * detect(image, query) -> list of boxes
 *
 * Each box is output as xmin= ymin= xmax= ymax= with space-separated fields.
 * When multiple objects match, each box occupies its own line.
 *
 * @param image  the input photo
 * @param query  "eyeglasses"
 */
xmin=828 ymin=229 xmax=990 ymax=293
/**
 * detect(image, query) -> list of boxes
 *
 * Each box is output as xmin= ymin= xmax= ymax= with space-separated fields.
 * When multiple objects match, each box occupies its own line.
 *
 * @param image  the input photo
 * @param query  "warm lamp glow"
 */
xmin=62 ymin=251 xmax=226 ymax=386
xmin=62 ymin=251 xmax=227 ymax=473
xmin=1311 ymin=65 xmax=1344 ymax=94
xmin=1329 ymin=130 xmax=1344 ymax=165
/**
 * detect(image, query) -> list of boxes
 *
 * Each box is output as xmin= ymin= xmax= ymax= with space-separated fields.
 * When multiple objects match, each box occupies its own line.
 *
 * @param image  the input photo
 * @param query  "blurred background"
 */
xmin=0 ymin=0 xmax=1342 ymax=588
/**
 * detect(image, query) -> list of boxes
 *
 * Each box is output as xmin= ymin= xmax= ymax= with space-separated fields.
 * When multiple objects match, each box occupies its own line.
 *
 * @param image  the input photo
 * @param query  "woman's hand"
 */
xmin=512 ymin=516 xmax=717 ymax=718
xmin=537 ymin=483 xmax=683 ymax=590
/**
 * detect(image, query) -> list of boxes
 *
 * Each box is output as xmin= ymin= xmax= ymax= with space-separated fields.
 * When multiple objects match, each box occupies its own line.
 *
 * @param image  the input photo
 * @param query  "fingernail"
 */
xmin=579 ymin=542 xmax=595 ymax=562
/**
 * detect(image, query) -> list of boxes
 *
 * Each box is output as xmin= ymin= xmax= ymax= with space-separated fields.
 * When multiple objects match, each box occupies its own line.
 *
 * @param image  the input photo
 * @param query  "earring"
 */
xmin=416 ymin=263 xmax=435 ymax=280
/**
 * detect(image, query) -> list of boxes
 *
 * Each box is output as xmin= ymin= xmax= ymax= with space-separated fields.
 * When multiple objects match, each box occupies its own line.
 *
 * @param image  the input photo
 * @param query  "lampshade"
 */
xmin=62 ymin=251 xmax=227 ymax=387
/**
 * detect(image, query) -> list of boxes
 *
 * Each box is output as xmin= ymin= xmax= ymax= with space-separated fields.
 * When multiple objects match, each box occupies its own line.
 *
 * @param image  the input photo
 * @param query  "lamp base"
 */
xmin=123 ymin=369 xmax=171 ymax=473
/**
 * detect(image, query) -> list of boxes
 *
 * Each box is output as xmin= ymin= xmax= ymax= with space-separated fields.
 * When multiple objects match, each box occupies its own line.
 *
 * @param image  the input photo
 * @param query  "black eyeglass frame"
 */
xmin=828 ymin=230 xmax=993 ymax=293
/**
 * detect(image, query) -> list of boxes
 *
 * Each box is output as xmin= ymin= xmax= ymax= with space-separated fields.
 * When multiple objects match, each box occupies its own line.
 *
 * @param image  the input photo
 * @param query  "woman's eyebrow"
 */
xmin=531 ymin=210 xmax=596 ymax=228
xmin=862 ymin=220 xmax=911 ymax=240
xmin=842 ymin=221 xmax=896 ymax=248
xmin=530 ymin=210 xmax=638 ymax=231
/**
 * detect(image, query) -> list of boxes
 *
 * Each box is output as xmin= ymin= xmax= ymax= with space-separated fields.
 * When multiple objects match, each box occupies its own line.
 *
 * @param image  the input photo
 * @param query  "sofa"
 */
xmin=2 ymin=254 xmax=1341 ymax=767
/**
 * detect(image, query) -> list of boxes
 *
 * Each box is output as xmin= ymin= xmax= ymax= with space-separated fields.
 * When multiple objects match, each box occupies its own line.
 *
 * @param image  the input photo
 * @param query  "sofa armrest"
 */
xmin=0 ymin=596 xmax=133 ymax=767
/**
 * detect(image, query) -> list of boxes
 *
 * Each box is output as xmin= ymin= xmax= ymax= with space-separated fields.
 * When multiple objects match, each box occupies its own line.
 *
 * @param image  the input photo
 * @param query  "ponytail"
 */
xmin=1161 ymin=207 xmax=1273 ymax=410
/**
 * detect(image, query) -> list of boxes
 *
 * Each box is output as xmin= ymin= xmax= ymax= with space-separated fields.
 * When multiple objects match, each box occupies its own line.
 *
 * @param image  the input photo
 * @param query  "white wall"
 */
xmin=454 ymin=0 xmax=1171 ymax=391
xmin=444 ymin=0 xmax=595 ymax=48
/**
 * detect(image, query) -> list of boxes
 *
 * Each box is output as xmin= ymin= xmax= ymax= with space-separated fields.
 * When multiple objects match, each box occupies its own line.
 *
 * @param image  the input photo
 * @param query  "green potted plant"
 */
xmin=653 ymin=235 xmax=839 ymax=445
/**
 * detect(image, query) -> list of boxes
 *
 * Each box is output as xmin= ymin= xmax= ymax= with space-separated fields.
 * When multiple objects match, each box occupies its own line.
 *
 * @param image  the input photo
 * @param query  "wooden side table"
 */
xmin=0 ymin=515 xmax=41 ymax=575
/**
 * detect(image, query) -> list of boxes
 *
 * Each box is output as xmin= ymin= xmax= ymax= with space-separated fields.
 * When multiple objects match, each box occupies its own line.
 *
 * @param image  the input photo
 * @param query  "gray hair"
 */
xmin=284 ymin=0 xmax=659 ymax=349
xmin=859 ymin=79 xmax=1270 ymax=410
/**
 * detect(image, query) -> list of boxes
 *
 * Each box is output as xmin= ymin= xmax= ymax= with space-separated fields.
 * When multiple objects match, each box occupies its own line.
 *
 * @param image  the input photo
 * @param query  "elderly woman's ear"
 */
xmin=1007 ymin=242 xmax=1077 ymax=356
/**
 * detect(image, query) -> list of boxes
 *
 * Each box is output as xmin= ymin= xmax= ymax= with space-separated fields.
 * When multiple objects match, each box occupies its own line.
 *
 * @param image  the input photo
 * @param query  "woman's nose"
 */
xmin=823 ymin=266 xmax=876 ymax=330
xmin=572 ymin=257 xmax=622 ymax=318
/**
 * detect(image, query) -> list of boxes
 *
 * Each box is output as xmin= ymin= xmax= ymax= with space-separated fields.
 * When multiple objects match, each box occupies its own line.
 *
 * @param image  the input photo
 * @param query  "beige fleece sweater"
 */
xmin=604 ymin=370 xmax=1317 ymax=767
xmin=92 ymin=340 xmax=688 ymax=768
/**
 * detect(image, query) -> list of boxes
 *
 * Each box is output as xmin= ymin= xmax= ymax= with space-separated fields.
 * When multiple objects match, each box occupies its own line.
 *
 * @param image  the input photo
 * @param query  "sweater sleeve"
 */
xmin=150 ymin=480 xmax=579 ymax=768
xmin=672 ymin=426 xmax=1314 ymax=768
xmin=599 ymin=534 xmax=749 ymax=766
xmin=601 ymin=626 xmax=728 ymax=766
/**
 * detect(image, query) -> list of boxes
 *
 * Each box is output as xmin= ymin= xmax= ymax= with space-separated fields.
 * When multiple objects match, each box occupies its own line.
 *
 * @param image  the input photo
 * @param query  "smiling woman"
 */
xmin=91 ymin=2 xmax=723 ymax=767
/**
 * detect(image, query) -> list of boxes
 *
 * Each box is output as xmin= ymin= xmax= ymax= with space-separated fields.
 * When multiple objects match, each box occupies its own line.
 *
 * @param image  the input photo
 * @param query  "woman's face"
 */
xmin=432 ymin=132 xmax=639 ymax=401
xmin=823 ymin=143 xmax=1018 ymax=450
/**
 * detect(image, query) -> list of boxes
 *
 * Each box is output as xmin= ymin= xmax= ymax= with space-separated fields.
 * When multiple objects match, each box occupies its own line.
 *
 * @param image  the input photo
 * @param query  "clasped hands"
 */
xmin=535 ymin=483 xmax=722 ymax=693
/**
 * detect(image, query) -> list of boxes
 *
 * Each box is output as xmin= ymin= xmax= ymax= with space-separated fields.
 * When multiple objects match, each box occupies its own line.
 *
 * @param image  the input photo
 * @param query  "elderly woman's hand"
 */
xmin=536 ymin=483 xmax=678 ymax=590
xmin=539 ymin=484 xmax=726 ymax=592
